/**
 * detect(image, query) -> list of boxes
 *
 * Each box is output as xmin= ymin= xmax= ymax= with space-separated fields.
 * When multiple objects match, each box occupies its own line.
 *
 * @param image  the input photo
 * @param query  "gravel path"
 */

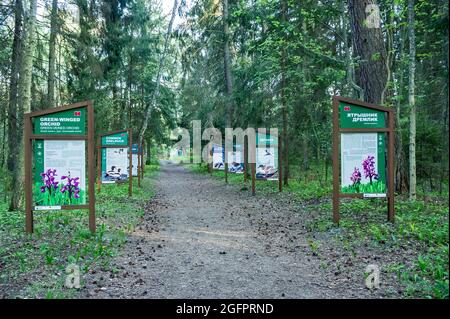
xmin=82 ymin=161 xmax=380 ymax=299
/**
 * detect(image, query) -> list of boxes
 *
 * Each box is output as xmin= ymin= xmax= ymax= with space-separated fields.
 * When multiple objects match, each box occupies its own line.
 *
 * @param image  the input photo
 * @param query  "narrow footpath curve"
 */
xmin=82 ymin=161 xmax=366 ymax=298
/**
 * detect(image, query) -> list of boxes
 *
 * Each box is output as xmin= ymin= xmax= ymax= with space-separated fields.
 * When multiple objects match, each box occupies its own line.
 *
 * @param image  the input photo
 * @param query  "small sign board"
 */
xmin=227 ymin=144 xmax=244 ymax=174
xmin=212 ymin=144 xmax=225 ymax=170
xmin=249 ymin=129 xmax=283 ymax=195
xmin=97 ymin=129 xmax=132 ymax=196
xmin=256 ymin=132 xmax=279 ymax=180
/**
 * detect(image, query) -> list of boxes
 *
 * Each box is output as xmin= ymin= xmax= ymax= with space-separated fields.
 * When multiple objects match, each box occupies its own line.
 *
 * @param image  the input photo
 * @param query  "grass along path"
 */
xmin=0 ymin=163 xmax=159 ymax=299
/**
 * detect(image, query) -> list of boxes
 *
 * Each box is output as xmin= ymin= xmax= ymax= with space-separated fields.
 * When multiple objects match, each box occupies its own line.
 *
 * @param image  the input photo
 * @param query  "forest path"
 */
xmin=82 ymin=161 xmax=351 ymax=298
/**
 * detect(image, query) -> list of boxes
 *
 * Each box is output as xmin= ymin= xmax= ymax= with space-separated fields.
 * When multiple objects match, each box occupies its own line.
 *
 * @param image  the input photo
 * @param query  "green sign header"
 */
xmin=339 ymin=102 xmax=386 ymax=129
xmin=33 ymin=107 xmax=86 ymax=135
xmin=256 ymin=132 xmax=278 ymax=146
xmin=101 ymin=132 xmax=129 ymax=146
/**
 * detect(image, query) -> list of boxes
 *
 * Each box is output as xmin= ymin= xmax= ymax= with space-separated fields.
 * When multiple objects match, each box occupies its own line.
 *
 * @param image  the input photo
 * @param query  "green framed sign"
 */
xmin=332 ymin=96 xmax=395 ymax=224
xmin=24 ymin=101 xmax=96 ymax=233
xmin=256 ymin=132 xmax=279 ymax=180
xmin=97 ymin=129 xmax=133 ymax=196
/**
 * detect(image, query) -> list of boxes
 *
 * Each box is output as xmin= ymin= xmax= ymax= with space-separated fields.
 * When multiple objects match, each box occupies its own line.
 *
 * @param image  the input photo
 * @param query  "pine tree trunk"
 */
xmin=281 ymin=0 xmax=289 ymax=186
xmin=47 ymin=0 xmax=58 ymax=108
xmin=408 ymin=0 xmax=417 ymax=200
xmin=7 ymin=0 xmax=23 ymax=211
xmin=348 ymin=0 xmax=388 ymax=104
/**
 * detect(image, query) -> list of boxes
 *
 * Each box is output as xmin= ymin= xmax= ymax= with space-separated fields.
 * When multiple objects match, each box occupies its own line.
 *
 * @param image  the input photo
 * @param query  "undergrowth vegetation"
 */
xmin=187 ymin=162 xmax=449 ymax=299
xmin=0 ymin=163 xmax=159 ymax=299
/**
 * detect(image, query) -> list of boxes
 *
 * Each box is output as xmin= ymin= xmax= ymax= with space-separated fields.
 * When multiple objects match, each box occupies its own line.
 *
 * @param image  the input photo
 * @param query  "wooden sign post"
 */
xmin=97 ymin=129 xmax=133 ymax=197
xmin=140 ymin=142 xmax=145 ymax=179
xmin=24 ymin=101 xmax=95 ymax=233
xmin=332 ymin=96 xmax=395 ymax=224
xmin=131 ymin=143 xmax=143 ymax=187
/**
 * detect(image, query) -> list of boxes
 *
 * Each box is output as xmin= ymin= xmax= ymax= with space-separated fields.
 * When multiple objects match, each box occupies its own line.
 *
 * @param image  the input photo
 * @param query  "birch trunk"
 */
xmin=408 ymin=0 xmax=417 ymax=200
xmin=138 ymin=0 xmax=178 ymax=145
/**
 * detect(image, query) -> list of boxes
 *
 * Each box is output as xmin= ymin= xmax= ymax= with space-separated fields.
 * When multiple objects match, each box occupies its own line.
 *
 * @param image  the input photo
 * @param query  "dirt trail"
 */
xmin=82 ymin=161 xmax=377 ymax=299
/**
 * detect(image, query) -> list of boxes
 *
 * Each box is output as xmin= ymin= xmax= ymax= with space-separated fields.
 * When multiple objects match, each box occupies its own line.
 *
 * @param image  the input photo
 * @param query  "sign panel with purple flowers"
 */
xmin=32 ymin=107 xmax=88 ymax=209
xmin=25 ymin=101 xmax=95 ymax=233
xmin=340 ymin=133 xmax=386 ymax=195
xmin=338 ymin=100 xmax=387 ymax=196
xmin=33 ymin=140 xmax=86 ymax=208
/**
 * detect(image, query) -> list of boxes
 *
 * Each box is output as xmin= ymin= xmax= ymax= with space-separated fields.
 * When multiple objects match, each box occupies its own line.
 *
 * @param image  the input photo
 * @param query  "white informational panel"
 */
xmin=132 ymin=154 xmax=138 ymax=176
xmin=103 ymin=148 xmax=129 ymax=183
xmin=38 ymin=140 xmax=86 ymax=207
xmin=256 ymin=147 xmax=278 ymax=180
xmin=340 ymin=133 xmax=378 ymax=188
xmin=213 ymin=145 xmax=224 ymax=170
xmin=227 ymin=150 xmax=244 ymax=173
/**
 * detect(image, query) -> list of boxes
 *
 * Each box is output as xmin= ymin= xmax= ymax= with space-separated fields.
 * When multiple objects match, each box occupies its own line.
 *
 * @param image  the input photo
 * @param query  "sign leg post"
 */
xmin=388 ymin=113 xmax=395 ymax=222
xmin=278 ymin=135 xmax=282 ymax=192
xmin=88 ymin=102 xmax=96 ymax=233
xmin=244 ymin=136 xmax=248 ymax=184
xmin=332 ymin=97 xmax=340 ymax=225
xmin=97 ymin=137 xmax=101 ymax=193
xmin=138 ymin=145 xmax=141 ymax=188
xmin=24 ymin=115 xmax=33 ymax=233
xmin=251 ymin=163 xmax=256 ymax=196
xmin=129 ymin=130 xmax=133 ymax=197
xmin=225 ymin=162 xmax=228 ymax=184
xmin=141 ymin=144 xmax=144 ymax=178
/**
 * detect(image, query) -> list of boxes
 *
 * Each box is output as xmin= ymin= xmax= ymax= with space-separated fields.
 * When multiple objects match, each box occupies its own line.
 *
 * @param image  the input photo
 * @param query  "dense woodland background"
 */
xmin=0 ymin=0 xmax=448 ymax=211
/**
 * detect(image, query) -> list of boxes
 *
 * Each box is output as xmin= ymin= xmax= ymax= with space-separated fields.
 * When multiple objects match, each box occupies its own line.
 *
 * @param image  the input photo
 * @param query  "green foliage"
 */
xmin=342 ymin=181 xmax=386 ymax=194
xmin=307 ymin=196 xmax=449 ymax=299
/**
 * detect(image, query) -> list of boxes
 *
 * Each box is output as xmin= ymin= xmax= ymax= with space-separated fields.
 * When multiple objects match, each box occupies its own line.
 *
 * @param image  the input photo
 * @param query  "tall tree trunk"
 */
xmin=139 ymin=0 xmax=178 ymax=145
xmin=281 ymin=0 xmax=289 ymax=185
xmin=408 ymin=0 xmax=417 ymax=200
xmin=7 ymin=0 xmax=23 ymax=211
xmin=223 ymin=0 xmax=234 ymax=182
xmin=394 ymin=25 xmax=408 ymax=193
xmin=340 ymin=0 xmax=363 ymax=99
xmin=47 ymin=0 xmax=58 ymax=108
xmin=348 ymin=0 xmax=388 ymax=104
xmin=10 ymin=0 xmax=37 ymax=210
xmin=439 ymin=0 xmax=449 ymax=194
